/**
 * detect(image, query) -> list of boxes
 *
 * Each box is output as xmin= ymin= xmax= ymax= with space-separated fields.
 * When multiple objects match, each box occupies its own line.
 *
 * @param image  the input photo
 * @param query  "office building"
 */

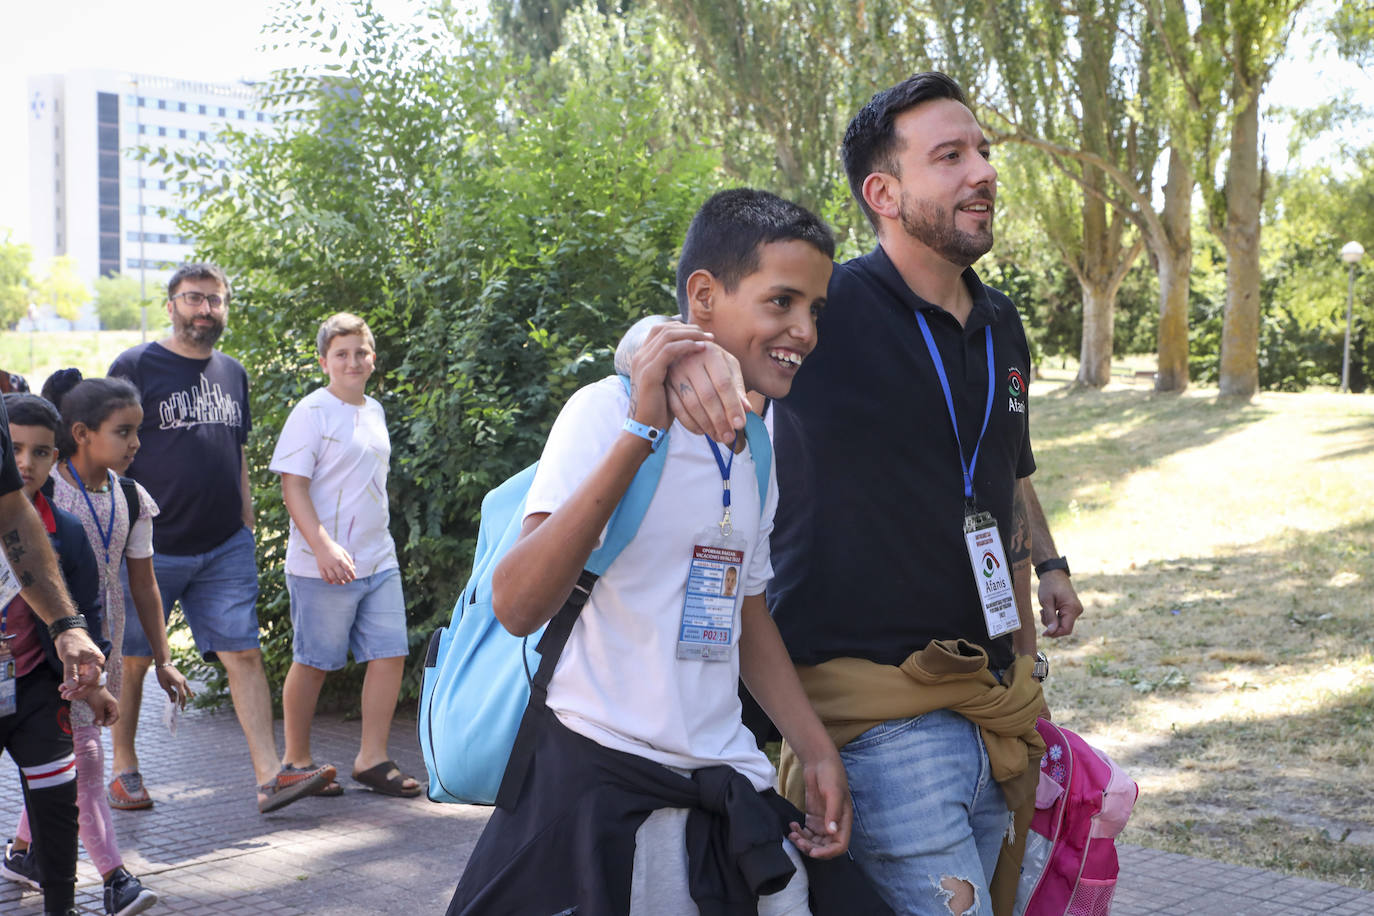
xmin=27 ymin=69 xmax=273 ymax=323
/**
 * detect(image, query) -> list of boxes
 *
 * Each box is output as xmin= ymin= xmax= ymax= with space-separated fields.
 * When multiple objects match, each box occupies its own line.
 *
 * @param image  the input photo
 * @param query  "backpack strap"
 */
xmin=118 ymin=477 xmax=141 ymax=556
xmin=118 ymin=477 xmax=140 ymax=527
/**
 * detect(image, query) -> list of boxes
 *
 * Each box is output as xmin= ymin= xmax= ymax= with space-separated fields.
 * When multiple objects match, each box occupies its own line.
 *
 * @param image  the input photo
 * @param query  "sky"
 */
xmin=2 ymin=0 xmax=1370 ymax=251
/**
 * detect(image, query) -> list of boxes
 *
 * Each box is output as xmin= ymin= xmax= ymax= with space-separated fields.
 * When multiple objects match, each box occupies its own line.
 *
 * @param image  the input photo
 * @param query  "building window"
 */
xmin=237 ymin=109 xmax=245 ymax=120
xmin=178 ymin=101 xmax=187 ymax=112
xmin=198 ymin=104 xmax=207 ymax=115
xmin=218 ymin=106 xmax=226 ymax=117
xmin=198 ymin=131 xmax=207 ymax=141
xmin=138 ymin=96 xmax=146 ymax=106
xmin=157 ymin=126 xmax=166 ymax=137
xmin=157 ymin=99 xmax=166 ymax=110
xmin=138 ymin=124 xmax=146 ymax=135
xmin=257 ymin=112 xmax=266 ymax=122
xmin=178 ymin=128 xmax=187 ymax=139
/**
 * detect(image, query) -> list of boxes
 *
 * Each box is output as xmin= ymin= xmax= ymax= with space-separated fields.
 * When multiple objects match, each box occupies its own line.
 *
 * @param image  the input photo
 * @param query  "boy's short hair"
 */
xmin=842 ymin=72 xmax=970 ymax=230
xmin=3 ymin=393 xmax=61 ymax=433
xmin=675 ymin=189 xmax=835 ymax=318
xmin=316 ymin=312 xmax=376 ymax=357
xmin=167 ymin=262 xmax=231 ymax=301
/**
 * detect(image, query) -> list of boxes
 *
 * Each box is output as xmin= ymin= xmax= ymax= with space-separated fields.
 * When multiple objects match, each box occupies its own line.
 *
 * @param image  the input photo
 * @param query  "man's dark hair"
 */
xmin=675 ymin=189 xmax=835 ymax=318
xmin=167 ymin=262 xmax=231 ymax=302
xmin=3 ymin=393 xmax=61 ymax=433
xmin=842 ymin=72 xmax=970 ymax=230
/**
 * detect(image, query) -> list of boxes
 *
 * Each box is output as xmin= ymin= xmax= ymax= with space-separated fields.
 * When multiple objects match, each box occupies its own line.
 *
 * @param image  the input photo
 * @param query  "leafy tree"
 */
xmin=0 ymin=234 xmax=33 ymax=328
xmin=162 ymin=0 xmax=719 ymax=703
xmin=37 ymin=255 xmax=88 ymax=322
xmin=92 ymin=273 xmax=152 ymax=330
xmin=491 ymin=0 xmax=629 ymax=60
xmin=1190 ymin=0 xmax=1312 ymax=400
xmin=649 ymin=0 xmax=943 ymax=246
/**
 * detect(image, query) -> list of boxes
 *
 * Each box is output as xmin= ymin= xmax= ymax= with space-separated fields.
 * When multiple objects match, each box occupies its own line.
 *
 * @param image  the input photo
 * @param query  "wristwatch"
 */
xmin=1034 ymin=556 xmax=1070 ymax=578
xmin=48 ymin=615 xmax=89 ymax=640
xmin=1032 ymin=651 xmax=1050 ymax=682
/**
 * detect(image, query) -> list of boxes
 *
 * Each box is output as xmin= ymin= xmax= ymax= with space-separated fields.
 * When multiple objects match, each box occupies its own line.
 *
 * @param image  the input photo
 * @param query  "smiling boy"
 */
xmin=448 ymin=190 xmax=887 ymax=916
xmin=269 ymin=313 xmax=421 ymax=800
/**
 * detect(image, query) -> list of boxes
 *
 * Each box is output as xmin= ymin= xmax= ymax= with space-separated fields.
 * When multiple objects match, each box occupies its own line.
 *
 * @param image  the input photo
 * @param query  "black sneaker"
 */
xmin=104 ymin=866 xmax=158 ymax=916
xmin=0 ymin=839 xmax=40 ymax=890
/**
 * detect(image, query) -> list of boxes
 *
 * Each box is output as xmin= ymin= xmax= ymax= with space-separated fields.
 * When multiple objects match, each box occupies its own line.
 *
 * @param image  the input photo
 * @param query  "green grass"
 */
xmin=1030 ymin=366 xmax=1374 ymax=888
xmin=0 ymin=329 xmax=165 ymax=391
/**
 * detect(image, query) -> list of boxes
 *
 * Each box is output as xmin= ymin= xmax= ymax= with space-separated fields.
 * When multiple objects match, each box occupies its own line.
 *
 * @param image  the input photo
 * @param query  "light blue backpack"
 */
xmin=419 ymin=377 xmax=771 ymax=806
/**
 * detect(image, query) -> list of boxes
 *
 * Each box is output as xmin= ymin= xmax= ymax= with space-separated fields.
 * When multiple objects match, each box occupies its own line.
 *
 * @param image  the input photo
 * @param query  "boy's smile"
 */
xmin=689 ymin=239 xmax=832 ymax=400
xmin=321 ymin=333 xmax=376 ymax=405
xmin=11 ymin=424 xmax=58 ymax=500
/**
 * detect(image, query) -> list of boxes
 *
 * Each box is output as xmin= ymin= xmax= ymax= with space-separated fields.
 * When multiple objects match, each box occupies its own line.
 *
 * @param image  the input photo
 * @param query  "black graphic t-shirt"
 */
xmin=110 ymin=342 xmax=252 ymax=556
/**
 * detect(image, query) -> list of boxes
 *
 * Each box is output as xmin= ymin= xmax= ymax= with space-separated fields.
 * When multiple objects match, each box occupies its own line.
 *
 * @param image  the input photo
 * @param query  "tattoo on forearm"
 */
xmin=1009 ymin=489 xmax=1031 ymax=567
xmin=2 ymin=530 xmax=17 ymax=548
xmin=6 ymin=545 xmax=24 ymax=563
xmin=19 ymin=572 xmax=33 ymax=587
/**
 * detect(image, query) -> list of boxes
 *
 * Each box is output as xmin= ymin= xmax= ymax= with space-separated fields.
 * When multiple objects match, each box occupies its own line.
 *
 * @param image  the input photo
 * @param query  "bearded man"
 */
xmin=108 ymin=263 xmax=333 ymax=813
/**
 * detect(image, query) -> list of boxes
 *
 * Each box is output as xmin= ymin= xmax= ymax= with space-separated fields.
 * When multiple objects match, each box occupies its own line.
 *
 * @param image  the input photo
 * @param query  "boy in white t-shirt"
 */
xmin=449 ymin=190 xmax=861 ymax=915
xmin=269 ymin=313 xmax=421 ymax=799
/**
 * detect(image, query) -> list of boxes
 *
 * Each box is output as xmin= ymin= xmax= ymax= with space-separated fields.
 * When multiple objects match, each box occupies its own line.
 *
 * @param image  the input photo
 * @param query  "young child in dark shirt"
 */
xmin=0 ymin=393 xmax=113 ymax=916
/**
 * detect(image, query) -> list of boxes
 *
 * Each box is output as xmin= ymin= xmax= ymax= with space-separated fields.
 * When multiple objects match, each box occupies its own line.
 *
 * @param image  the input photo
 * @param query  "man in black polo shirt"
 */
xmin=651 ymin=73 xmax=1078 ymax=914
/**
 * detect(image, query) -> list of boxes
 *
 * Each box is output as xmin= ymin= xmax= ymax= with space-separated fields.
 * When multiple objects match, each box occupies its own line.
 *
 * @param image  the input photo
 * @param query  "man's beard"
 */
xmin=898 ymin=192 xmax=994 ymax=267
xmin=176 ymin=315 xmax=224 ymax=347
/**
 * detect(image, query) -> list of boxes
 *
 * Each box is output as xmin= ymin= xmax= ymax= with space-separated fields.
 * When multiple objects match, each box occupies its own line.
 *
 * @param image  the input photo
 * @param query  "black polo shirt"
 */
xmin=768 ymin=245 xmax=1035 ymax=671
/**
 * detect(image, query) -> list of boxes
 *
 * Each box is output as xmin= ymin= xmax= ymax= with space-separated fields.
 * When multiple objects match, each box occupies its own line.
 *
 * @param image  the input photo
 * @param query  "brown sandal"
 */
xmin=351 ymin=760 xmax=423 ymax=798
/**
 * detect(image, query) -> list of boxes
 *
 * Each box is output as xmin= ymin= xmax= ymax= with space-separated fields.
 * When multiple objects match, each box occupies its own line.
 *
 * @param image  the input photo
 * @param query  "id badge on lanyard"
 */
xmin=916 ymin=311 xmax=1021 ymax=640
xmin=677 ymin=437 xmax=745 ymax=662
xmin=0 ymin=550 xmax=19 ymax=718
xmin=964 ymin=510 xmax=1019 ymax=637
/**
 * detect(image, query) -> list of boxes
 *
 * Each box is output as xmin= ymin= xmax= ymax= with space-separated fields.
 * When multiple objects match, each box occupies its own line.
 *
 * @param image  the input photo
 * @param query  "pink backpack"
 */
xmin=1013 ymin=719 xmax=1139 ymax=916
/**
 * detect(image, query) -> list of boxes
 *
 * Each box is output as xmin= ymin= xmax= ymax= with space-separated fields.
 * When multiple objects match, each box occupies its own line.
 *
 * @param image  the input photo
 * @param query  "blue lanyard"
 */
xmin=67 ymin=460 xmax=117 ymax=564
xmin=915 ymin=312 xmax=996 ymax=503
xmin=706 ymin=437 xmax=736 ymax=537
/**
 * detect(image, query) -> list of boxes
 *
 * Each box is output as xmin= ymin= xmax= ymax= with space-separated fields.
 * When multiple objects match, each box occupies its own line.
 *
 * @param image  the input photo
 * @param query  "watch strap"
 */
xmin=1034 ymin=556 xmax=1070 ymax=578
xmin=622 ymin=418 xmax=667 ymax=452
xmin=48 ymin=614 xmax=89 ymax=640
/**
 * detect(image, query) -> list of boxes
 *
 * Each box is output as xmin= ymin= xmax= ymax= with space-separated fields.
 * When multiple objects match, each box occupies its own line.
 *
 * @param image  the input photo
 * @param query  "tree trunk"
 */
xmin=1218 ymin=65 xmax=1262 ymax=400
xmin=1077 ymin=282 xmax=1116 ymax=387
xmin=1154 ymin=144 xmax=1192 ymax=392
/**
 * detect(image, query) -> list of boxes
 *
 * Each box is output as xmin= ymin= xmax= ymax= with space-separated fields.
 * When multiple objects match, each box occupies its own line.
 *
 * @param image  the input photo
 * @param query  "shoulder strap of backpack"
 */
xmin=118 ymin=477 xmax=140 ymax=527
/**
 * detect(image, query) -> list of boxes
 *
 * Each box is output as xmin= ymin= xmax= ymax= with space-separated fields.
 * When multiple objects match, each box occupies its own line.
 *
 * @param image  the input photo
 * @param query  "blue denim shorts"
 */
xmin=122 ymin=525 xmax=261 ymax=661
xmin=285 ymin=567 xmax=408 ymax=670
xmin=840 ymin=708 xmax=1010 ymax=915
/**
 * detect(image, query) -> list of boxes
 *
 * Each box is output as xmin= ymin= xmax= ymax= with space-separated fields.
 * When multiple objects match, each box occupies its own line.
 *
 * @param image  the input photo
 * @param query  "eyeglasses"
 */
xmin=172 ymin=291 xmax=226 ymax=308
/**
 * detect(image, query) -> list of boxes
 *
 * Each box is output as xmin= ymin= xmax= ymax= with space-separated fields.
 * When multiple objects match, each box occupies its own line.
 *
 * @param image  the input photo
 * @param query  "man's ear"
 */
xmin=684 ymin=268 xmax=717 ymax=327
xmin=862 ymin=172 xmax=901 ymax=226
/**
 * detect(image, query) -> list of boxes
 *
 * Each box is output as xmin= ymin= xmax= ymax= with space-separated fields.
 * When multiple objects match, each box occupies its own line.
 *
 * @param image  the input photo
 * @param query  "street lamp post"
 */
xmin=1340 ymin=241 xmax=1365 ymax=393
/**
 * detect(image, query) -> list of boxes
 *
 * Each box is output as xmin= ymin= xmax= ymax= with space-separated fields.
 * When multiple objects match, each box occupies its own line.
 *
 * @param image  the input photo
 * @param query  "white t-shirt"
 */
xmin=527 ymin=376 xmax=779 ymax=791
xmin=269 ymin=387 xmax=398 ymax=578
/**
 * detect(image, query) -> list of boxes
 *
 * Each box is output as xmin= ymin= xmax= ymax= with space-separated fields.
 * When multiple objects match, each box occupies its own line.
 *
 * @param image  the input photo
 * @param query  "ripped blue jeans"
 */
xmin=841 ymin=709 xmax=1009 ymax=915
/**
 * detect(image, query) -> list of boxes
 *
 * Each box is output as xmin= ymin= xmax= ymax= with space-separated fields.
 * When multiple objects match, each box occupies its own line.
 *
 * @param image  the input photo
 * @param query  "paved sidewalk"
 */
xmin=3 ymin=672 xmax=1372 ymax=914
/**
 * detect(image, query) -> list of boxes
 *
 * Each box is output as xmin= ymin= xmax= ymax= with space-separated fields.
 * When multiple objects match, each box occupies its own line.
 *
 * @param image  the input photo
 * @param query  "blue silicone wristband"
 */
xmin=622 ymin=418 xmax=667 ymax=451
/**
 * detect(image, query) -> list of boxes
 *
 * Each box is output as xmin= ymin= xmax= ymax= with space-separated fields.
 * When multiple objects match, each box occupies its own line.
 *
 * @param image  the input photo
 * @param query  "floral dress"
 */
xmin=51 ymin=469 xmax=158 ymax=728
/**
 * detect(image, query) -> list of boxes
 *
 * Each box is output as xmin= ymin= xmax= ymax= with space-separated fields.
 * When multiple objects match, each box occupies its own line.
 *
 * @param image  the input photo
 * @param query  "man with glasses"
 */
xmin=108 ymin=264 xmax=334 ymax=814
